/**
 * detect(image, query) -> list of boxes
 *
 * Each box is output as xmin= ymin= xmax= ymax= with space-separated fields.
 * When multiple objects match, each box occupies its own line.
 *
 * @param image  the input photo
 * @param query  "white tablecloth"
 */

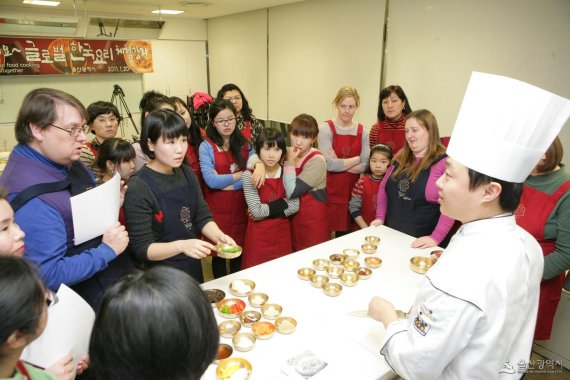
xmin=202 ymin=225 xmax=437 ymax=380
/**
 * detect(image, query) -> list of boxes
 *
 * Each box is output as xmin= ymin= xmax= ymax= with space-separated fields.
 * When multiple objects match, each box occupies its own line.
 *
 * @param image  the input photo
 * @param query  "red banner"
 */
xmin=0 ymin=38 xmax=153 ymax=75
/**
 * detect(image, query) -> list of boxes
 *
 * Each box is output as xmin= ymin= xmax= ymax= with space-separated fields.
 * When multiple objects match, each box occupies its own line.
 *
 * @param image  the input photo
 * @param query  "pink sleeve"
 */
xmin=375 ymin=165 xmax=395 ymax=221
xmin=425 ymin=157 xmax=455 ymax=243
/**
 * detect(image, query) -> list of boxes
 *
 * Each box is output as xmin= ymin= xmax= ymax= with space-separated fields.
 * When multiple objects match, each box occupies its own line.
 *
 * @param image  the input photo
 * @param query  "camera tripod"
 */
xmin=110 ymin=84 xmax=139 ymax=137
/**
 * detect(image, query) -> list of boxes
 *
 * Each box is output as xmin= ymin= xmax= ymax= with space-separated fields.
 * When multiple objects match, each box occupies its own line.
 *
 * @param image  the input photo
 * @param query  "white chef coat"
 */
xmin=380 ymin=215 xmax=543 ymax=379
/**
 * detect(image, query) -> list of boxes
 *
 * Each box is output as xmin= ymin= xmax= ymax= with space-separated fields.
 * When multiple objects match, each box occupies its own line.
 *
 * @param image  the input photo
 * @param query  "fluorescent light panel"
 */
xmin=151 ymin=9 xmax=184 ymax=15
xmin=23 ymin=0 xmax=60 ymax=6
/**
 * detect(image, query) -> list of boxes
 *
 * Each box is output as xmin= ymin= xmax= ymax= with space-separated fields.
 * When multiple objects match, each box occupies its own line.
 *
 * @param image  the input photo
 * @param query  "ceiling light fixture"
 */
xmin=151 ymin=9 xmax=184 ymax=15
xmin=22 ymin=0 xmax=61 ymax=6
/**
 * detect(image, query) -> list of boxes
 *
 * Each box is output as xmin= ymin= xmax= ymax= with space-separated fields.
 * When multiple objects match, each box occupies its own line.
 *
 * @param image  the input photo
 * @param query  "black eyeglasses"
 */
xmin=48 ymin=123 xmax=91 ymax=137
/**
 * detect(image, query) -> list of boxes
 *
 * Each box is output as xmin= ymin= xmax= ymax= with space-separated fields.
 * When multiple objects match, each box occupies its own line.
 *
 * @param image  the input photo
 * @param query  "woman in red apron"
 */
xmin=217 ymin=83 xmax=264 ymax=148
xmin=350 ymin=144 xmax=393 ymax=230
xmin=124 ymin=109 xmax=235 ymax=282
xmin=200 ymin=99 xmax=252 ymax=278
xmin=242 ymin=129 xmax=299 ymax=268
xmin=368 ymin=85 xmax=413 ymax=154
xmin=515 ymin=137 xmax=570 ymax=340
xmin=318 ymin=86 xmax=370 ymax=236
xmin=171 ymin=96 xmax=207 ymax=195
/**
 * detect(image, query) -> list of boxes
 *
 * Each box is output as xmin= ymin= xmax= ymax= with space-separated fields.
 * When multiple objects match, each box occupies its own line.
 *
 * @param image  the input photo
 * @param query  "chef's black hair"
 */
xmin=468 ymin=169 xmax=523 ymax=212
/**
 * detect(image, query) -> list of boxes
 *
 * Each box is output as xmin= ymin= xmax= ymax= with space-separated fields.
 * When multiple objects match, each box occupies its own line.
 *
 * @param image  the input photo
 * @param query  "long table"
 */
xmin=201 ymin=225 xmax=437 ymax=380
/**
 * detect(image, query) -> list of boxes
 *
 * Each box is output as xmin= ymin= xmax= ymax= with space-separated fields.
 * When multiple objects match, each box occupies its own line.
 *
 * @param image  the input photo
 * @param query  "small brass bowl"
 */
xmin=312 ymin=258 xmax=330 ymax=271
xmin=275 ymin=317 xmax=297 ymax=334
xmin=261 ymin=303 xmax=283 ymax=319
xmin=355 ymin=267 xmax=372 ymax=279
xmin=410 ymin=256 xmax=437 ymax=274
xmin=340 ymin=272 xmax=359 ymax=287
xmin=204 ymin=288 xmax=225 ymax=307
xmin=216 ymin=357 xmax=252 ymax=380
xmin=364 ymin=256 xmax=382 ymax=269
xmin=361 ymin=243 xmax=378 ymax=254
xmin=326 ymin=265 xmax=344 ymax=279
xmin=252 ymin=321 xmax=276 ymax=340
xmin=218 ymin=320 xmax=241 ymax=338
xmin=239 ymin=310 xmax=262 ymax=327
xmin=232 ymin=332 xmax=256 ymax=352
xmin=298 ymin=267 xmax=316 ymax=280
xmin=309 ymin=274 xmax=329 ymax=288
xmin=248 ymin=292 xmax=268 ymax=308
xmin=322 ymin=282 xmax=342 ymax=297
xmin=365 ymin=235 xmax=381 ymax=244
xmin=215 ymin=343 xmax=233 ymax=364
xmin=217 ymin=298 xmax=246 ymax=319
xmin=342 ymin=258 xmax=360 ymax=272
xmin=329 ymin=254 xmax=346 ymax=266
xmin=229 ymin=279 xmax=256 ymax=297
xmin=215 ymin=243 xmax=243 ymax=259
xmin=343 ymin=248 xmax=360 ymax=259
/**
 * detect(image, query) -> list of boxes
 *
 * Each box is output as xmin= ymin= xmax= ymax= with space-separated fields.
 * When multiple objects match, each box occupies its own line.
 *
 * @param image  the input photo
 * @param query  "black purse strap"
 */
xmin=10 ymin=178 xmax=71 ymax=212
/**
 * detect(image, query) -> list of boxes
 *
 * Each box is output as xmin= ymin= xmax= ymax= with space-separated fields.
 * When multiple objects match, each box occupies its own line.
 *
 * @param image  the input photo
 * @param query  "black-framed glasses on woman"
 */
xmin=213 ymin=117 xmax=237 ymax=126
xmin=48 ymin=123 xmax=91 ymax=137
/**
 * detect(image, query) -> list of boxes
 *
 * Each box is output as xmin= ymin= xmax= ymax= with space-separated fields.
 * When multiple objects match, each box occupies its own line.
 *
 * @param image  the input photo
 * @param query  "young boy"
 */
xmin=368 ymin=72 xmax=570 ymax=379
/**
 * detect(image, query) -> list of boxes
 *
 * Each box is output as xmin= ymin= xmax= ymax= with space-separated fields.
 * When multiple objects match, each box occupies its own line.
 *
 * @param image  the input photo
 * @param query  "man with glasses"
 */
xmin=0 ymin=88 xmax=130 ymax=308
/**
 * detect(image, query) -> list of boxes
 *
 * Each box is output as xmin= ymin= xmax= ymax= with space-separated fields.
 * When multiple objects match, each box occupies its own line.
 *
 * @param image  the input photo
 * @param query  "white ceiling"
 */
xmin=0 ymin=0 xmax=305 ymax=21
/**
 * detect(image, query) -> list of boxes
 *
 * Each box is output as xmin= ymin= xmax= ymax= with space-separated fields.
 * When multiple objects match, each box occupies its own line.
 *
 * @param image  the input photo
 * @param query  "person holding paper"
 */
xmin=124 ymin=109 xmax=235 ymax=282
xmin=0 ymin=88 xmax=130 ymax=308
xmin=367 ymin=72 xmax=570 ymax=379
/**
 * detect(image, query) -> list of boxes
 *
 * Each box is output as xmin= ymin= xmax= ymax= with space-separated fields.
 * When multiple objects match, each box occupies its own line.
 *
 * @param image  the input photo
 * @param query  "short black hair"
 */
xmin=140 ymin=109 xmax=189 ymax=160
xmin=94 ymin=138 xmax=136 ymax=172
xmin=254 ymin=128 xmax=287 ymax=164
xmin=89 ymin=267 xmax=219 ymax=380
xmin=0 ymin=257 xmax=45 ymax=344
xmin=86 ymin=101 xmax=121 ymax=125
xmin=139 ymin=90 xmax=175 ymax=127
xmin=216 ymin=83 xmax=254 ymax=121
xmin=468 ymin=168 xmax=523 ymax=213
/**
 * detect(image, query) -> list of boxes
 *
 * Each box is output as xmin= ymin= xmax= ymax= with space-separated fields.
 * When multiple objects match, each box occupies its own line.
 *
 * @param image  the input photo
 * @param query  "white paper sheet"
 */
xmin=20 ymin=284 xmax=95 ymax=369
xmin=70 ymin=172 xmax=120 ymax=245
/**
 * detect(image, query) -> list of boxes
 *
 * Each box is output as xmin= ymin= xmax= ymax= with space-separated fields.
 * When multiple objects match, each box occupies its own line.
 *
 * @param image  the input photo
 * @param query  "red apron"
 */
xmin=515 ymin=180 xmax=570 ymax=340
xmin=242 ymin=170 xmax=292 ymax=268
xmin=290 ymin=150 xmax=329 ymax=251
xmin=352 ymin=175 xmax=380 ymax=231
xmin=325 ymin=120 xmax=362 ymax=231
xmin=85 ymin=141 xmax=98 ymax=156
xmin=203 ymin=139 xmax=249 ymax=255
xmin=240 ymin=120 xmax=252 ymax=141
xmin=185 ymin=145 xmax=207 ymax=195
xmin=16 ymin=361 xmax=32 ymax=380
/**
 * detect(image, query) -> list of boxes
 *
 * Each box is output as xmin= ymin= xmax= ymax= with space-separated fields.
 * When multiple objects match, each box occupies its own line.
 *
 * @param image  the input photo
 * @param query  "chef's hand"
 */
xmin=411 ymin=236 xmax=437 ymax=249
xmin=217 ymin=234 xmax=236 ymax=246
xmin=46 ymin=354 xmax=75 ymax=380
xmin=370 ymin=218 xmax=384 ymax=227
xmin=252 ymin=162 xmax=266 ymax=188
xmin=76 ymin=355 xmax=89 ymax=375
xmin=179 ymin=239 xmax=215 ymax=259
xmin=368 ymin=296 xmax=398 ymax=328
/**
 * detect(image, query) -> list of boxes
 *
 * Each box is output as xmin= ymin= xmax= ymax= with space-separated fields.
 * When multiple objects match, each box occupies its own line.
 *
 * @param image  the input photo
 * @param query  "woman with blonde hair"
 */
xmin=318 ymin=86 xmax=370 ymax=237
xmin=371 ymin=109 xmax=454 ymax=248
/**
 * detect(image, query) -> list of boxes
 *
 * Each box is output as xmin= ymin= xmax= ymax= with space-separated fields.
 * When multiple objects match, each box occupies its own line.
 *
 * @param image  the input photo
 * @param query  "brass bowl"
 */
xmin=340 ymin=272 xmax=359 ymax=287
xmin=215 ymin=243 xmax=243 ymax=259
xmin=218 ymin=320 xmax=241 ymax=338
xmin=364 ymin=235 xmax=381 ymax=244
xmin=309 ymin=274 xmax=329 ymax=288
xmin=232 ymin=332 xmax=256 ymax=352
xmin=355 ymin=267 xmax=372 ymax=280
xmin=261 ymin=303 xmax=283 ymax=319
xmin=342 ymin=258 xmax=360 ymax=272
xmin=215 ymin=343 xmax=233 ymax=364
xmin=343 ymin=248 xmax=360 ymax=259
xmin=247 ymin=292 xmax=268 ymax=308
xmin=312 ymin=258 xmax=330 ymax=271
xmin=216 ymin=357 xmax=252 ymax=380
xmin=204 ymin=288 xmax=225 ymax=307
xmin=217 ymin=298 xmax=246 ymax=319
xmin=329 ymin=254 xmax=347 ymax=266
xmin=364 ymin=256 xmax=382 ymax=269
xmin=239 ymin=310 xmax=262 ymax=327
xmin=275 ymin=317 xmax=297 ymax=334
xmin=410 ymin=256 xmax=437 ymax=274
xmin=298 ymin=267 xmax=316 ymax=280
xmin=325 ymin=265 xmax=344 ymax=279
xmin=322 ymin=282 xmax=342 ymax=297
xmin=252 ymin=321 xmax=276 ymax=340
xmin=229 ymin=279 xmax=256 ymax=297
xmin=361 ymin=243 xmax=378 ymax=254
